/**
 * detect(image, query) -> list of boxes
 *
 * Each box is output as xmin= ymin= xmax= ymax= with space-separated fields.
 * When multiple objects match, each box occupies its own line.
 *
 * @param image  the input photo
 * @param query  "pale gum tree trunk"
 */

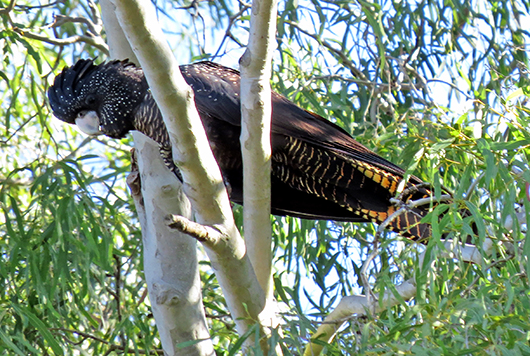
xmin=239 ymin=0 xmax=283 ymax=352
xmin=101 ymin=0 xmax=280 ymax=353
xmin=100 ymin=1 xmax=214 ymax=355
xmin=240 ymin=0 xmax=279 ymax=302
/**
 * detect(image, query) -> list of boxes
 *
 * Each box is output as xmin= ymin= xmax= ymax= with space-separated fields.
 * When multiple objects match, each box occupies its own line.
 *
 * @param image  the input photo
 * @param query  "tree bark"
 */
xmin=240 ymin=0 xmax=278 ymax=302
xmin=100 ymin=1 xmax=214 ymax=355
xmin=105 ymin=0 xmax=278 ymax=352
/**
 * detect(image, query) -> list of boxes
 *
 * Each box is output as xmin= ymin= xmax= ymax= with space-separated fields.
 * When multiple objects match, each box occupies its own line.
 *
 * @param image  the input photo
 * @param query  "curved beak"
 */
xmin=75 ymin=110 xmax=102 ymax=135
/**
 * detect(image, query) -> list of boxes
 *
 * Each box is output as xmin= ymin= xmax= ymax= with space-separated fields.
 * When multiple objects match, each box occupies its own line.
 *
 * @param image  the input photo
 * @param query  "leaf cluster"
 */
xmin=1 ymin=0 xmax=529 ymax=354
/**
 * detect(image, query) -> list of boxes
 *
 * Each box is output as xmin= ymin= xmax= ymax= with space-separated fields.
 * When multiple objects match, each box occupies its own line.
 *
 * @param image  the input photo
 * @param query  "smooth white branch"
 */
xmin=100 ymin=2 xmax=213 ymax=355
xmin=129 ymin=134 xmax=214 ymax=356
xmin=108 ymin=0 xmax=275 ymax=348
xmin=239 ymin=0 xmax=278 ymax=300
xmin=304 ymin=239 xmax=493 ymax=356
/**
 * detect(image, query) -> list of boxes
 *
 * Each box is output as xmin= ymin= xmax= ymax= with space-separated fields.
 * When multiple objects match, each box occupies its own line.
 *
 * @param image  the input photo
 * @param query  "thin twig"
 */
xmin=402 ymin=17 xmax=424 ymax=69
xmin=285 ymin=20 xmax=368 ymax=82
xmin=166 ymin=214 xmax=222 ymax=244
xmin=87 ymin=0 xmax=103 ymax=32
xmin=51 ymin=15 xmax=93 ymax=30
xmin=13 ymin=27 xmax=110 ymax=55
xmin=390 ymin=194 xmax=453 ymax=209
xmin=50 ymin=328 xmax=111 ymax=345
xmin=426 ymin=79 xmax=473 ymax=100
xmin=311 ymin=74 xmax=417 ymax=91
xmin=61 ymin=136 xmax=95 ymax=162
xmin=460 ymin=256 xmax=515 ymax=297
xmin=15 ymin=1 xmax=61 ymax=10
xmin=0 ymin=113 xmax=37 ymax=144
xmin=394 ymin=182 xmax=433 ymax=202
xmin=359 ymin=242 xmax=380 ymax=309
xmin=465 ymin=170 xmax=485 ymax=199
xmin=212 ymin=1 xmax=251 ymax=59
xmin=53 ymin=326 xmax=166 ymax=353
xmin=0 ymin=0 xmax=15 ymax=15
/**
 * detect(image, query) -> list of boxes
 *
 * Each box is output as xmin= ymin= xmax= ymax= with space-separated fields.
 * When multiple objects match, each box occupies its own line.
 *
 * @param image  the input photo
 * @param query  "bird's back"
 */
xmin=180 ymin=61 xmax=434 ymax=240
xmin=48 ymin=59 xmax=438 ymax=241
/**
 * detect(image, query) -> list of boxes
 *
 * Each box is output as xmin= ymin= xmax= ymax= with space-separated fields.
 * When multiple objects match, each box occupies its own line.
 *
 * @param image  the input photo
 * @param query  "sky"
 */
xmin=7 ymin=0 xmax=528 ymax=316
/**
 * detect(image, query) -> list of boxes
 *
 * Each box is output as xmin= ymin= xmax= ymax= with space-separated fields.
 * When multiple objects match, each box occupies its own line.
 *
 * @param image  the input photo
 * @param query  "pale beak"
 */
xmin=75 ymin=110 xmax=101 ymax=135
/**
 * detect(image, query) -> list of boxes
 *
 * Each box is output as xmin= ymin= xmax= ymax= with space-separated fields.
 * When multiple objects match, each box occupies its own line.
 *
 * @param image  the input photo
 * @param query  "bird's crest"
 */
xmin=48 ymin=59 xmax=140 ymax=124
xmin=48 ymin=59 xmax=146 ymax=138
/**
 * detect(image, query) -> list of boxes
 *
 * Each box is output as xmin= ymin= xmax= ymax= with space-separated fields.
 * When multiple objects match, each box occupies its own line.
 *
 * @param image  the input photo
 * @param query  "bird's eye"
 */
xmin=85 ymin=94 xmax=97 ymax=106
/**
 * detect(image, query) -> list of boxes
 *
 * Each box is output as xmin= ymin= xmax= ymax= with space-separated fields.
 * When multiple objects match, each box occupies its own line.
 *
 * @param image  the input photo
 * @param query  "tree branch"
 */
xmin=106 ymin=0 xmax=275 ymax=351
xmin=0 ymin=0 xmax=15 ymax=15
xmin=212 ymin=2 xmax=251 ymax=59
xmin=13 ymin=27 xmax=109 ymax=55
xmin=285 ymin=20 xmax=368 ymax=82
xmin=166 ymin=214 xmax=224 ymax=244
xmin=304 ymin=238 xmax=494 ymax=356
xmin=239 ymin=0 xmax=277 ymax=303
xmin=99 ymin=2 xmax=214 ymax=355
xmin=11 ymin=0 xmax=108 ymax=54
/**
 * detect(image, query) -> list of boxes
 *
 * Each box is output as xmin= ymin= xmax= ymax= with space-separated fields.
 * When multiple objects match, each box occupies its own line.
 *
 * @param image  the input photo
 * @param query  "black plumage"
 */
xmin=48 ymin=59 xmax=436 ymax=240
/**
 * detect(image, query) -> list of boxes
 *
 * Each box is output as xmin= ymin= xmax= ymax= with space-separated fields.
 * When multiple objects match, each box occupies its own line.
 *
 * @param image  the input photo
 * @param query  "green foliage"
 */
xmin=1 ymin=0 xmax=529 ymax=354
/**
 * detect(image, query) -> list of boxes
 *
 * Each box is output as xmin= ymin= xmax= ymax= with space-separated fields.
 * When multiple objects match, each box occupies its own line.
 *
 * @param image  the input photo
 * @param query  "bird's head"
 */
xmin=48 ymin=59 xmax=147 ymax=139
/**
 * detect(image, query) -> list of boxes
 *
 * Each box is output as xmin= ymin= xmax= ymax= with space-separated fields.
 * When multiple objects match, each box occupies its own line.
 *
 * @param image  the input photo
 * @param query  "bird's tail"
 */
xmin=385 ymin=205 xmax=432 ymax=241
xmin=368 ymin=184 xmax=438 ymax=241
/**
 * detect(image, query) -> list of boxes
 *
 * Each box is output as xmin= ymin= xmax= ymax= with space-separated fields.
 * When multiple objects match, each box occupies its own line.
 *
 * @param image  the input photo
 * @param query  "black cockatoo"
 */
xmin=48 ymin=59 xmax=436 ymax=240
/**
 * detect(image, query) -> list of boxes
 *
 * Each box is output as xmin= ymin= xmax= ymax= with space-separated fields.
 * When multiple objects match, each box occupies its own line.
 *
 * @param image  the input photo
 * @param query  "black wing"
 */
xmin=180 ymin=62 xmax=432 ymax=239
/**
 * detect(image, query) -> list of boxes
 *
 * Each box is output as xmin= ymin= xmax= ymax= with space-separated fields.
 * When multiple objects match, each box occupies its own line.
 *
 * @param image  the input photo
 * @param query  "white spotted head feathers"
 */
xmin=48 ymin=59 xmax=148 ymax=138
